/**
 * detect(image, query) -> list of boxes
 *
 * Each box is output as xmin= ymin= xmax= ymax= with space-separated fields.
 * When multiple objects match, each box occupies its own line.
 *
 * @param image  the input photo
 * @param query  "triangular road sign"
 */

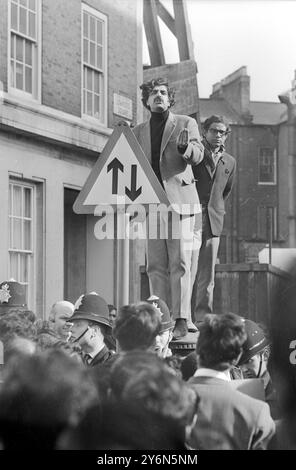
xmin=73 ymin=121 xmax=170 ymax=214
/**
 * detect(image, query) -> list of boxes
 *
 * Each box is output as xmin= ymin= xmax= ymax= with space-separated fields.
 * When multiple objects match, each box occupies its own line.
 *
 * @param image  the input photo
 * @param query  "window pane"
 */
xmin=20 ymin=254 xmax=29 ymax=282
xmin=90 ymin=16 xmax=95 ymax=41
xmin=89 ymin=42 xmax=95 ymax=66
xmin=28 ymin=11 xmax=36 ymax=38
xmin=94 ymin=95 xmax=100 ymax=118
xmin=19 ymin=7 xmax=27 ymax=35
xmin=9 ymin=185 xmax=12 ymax=214
xmin=24 ymin=187 xmax=31 ymax=217
xmin=96 ymin=20 xmax=103 ymax=44
xmin=96 ymin=45 xmax=102 ymax=69
xmin=83 ymin=89 xmax=87 ymax=114
xmin=20 ymin=0 xmax=28 ymax=6
xmin=94 ymin=73 xmax=100 ymax=94
xmin=13 ymin=218 xmax=22 ymax=249
xmin=10 ymin=252 xmax=19 ymax=280
xmin=87 ymin=92 xmax=93 ymax=115
xmin=83 ymin=66 xmax=87 ymax=89
xmin=25 ymin=41 xmax=32 ymax=65
xmin=83 ymin=12 xmax=88 ymax=37
xmin=11 ymin=2 xmax=18 ymax=30
xmin=83 ymin=38 xmax=88 ymax=62
xmin=16 ymin=36 xmax=23 ymax=61
xmin=25 ymin=66 xmax=32 ymax=93
xmin=29 ymin=0 xmax=36 ymax=11
xmin=9 ymin=218 xmax=13 ymax=248
xmin=16 ymin=62 xmax=23 ymax=89
xmin=86 ymin=68 xmax=92 ymax=90
xmin=13 ymin=185 xmax=22 ymax=216
xmin=24 ymin=284 xmax=29 ymax=305
xmin=24 ymin=220 xmax=32 ymax=250
xmin=11 ymin=35 xmax=15 ymax=59
xmin=10 ymin=60 xmax=15 ymax=87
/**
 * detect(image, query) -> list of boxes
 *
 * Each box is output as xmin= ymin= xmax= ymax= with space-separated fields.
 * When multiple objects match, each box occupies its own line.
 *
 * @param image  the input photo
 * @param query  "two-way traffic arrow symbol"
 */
xmin=107 ymin=157 xmax=124 ymax=194
xmin=107 ymin=158 xmax=142 ymax=201
xmin=125 ymin=165 xmax=142 ymax=201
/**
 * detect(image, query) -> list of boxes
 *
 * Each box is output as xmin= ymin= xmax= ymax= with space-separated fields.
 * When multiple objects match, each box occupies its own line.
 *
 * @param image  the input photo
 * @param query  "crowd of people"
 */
xmin=0 ymin=276 xmax=295 ymax=450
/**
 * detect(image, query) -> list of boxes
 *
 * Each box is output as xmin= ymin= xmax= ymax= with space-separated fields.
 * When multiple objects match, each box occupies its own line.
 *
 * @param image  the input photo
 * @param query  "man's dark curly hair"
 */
xmin=203 ymin=115 xmax=230 ymax=133
xmin=113 ymin=302 xmax=161 ymax=351
xmin=197 ymin=313 xmax=246 ymax=371
xmin=140 ymin=78 xmax=175 ymax=110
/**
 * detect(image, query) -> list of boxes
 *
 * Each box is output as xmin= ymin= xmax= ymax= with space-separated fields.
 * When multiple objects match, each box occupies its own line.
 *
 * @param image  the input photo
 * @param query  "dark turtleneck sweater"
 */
xmin=150 ymin=110 xmax=169 ymax=187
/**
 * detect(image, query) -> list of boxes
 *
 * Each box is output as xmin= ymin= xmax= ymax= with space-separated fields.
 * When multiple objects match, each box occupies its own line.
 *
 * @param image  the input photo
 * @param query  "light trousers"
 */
xmin=191 ymin=208 xmax=220 ymax=322
xmin=146 ymin=210 xmax=200 ymax=320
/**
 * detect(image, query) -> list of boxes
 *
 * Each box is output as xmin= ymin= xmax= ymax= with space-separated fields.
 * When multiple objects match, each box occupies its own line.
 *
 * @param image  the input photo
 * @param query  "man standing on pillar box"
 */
xmin=133 ymin=78 xmax=203 ymax=339
xmin=191 ymin=115 xmax=236 ymax=323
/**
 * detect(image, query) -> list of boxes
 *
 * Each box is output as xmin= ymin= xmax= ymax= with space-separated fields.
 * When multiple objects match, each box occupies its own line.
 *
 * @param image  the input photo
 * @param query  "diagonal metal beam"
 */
xmin=155 ymin=0 xmax=176 ymax=36
xmin=143 ymin=0 xmax=165 ymax=66
xmin=173 ymin=0 xmax=194 ymax=61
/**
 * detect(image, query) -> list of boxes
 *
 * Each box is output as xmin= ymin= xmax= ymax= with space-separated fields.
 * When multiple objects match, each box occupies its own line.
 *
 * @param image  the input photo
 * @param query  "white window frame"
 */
xmin=8 ymin=180 xmax=36 ymax=312
xmin=258 ymin=147 xmax=277 ymax=185
xmin=81 ymin=3 xmax=108 ymax=126
xmin=8 ymin=0 xmax=42 ymax=102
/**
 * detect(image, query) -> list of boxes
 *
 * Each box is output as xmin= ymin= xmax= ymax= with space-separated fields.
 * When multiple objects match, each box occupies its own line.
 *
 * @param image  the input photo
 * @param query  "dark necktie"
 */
xmin=205 ymin=152 xmax=216 ymax=172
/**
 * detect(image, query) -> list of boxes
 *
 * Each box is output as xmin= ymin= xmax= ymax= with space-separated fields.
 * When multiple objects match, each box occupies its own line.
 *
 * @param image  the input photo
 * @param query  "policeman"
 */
xmin=238 ymin=319 xmax=280 ymax=419
xmin=0 ymin=279 xmax=28 ymax=313
xmin=69 ymin=293 xmax=113 ymax=366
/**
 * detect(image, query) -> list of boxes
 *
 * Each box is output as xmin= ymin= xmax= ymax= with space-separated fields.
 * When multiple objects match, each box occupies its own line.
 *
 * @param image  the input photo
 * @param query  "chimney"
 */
xmin=210 ymin=66 xmax=251 ymax=116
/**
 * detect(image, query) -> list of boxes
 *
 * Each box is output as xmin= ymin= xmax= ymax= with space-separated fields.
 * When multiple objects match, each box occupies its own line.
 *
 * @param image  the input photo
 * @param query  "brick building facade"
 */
xmin=0 ymin=0 xmax=143 ymax=317
xmin=199 ymin=66 xmax=289 ymax=264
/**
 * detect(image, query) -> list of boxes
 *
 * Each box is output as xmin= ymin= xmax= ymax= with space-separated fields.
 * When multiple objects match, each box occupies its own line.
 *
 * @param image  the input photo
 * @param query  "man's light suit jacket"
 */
xmin=132 ymin=112 xmax=204 ymax=215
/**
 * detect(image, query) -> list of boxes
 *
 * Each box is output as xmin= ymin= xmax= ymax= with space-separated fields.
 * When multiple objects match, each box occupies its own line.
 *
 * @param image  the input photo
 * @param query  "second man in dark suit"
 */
xmin=191 ymin=115 xmax=236 ymax=323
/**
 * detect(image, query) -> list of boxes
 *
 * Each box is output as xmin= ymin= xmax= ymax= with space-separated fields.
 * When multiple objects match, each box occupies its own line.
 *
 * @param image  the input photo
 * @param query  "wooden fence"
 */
xmin=213 ymin=264 xmax=291 ymax=326
xmin=141 ymin=263 xmax=292 ymax=327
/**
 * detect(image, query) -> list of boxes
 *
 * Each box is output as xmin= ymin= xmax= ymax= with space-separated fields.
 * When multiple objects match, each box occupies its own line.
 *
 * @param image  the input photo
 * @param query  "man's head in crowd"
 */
xmin=60 ymin=401 xmax=186 ymax=451
xmin=0 ymin=349 xmax=99 ymax=449
xmin=108 ymin=304 xmax=117 ymax=327
xmin=238 ymin=319 xmax=270 ymax=379
xmin=0 ymin=308 xmax=37 ymax=366
xmin=140 ymin=77 xmax=175 ymax=112
xmin=110 ymin=350 xmax=199 ymax=441
xmin=113 ymin=301 xmax=161 ymax=352
xmin=49 ymin=301 xmax=74 ymax=339
xmin=4 ymin=336 xmax=36 ymax=365
xmin=196 ymin=313 xmax=247 ymax=371
xmin=146 ymin=295 xmax=174 ymax=358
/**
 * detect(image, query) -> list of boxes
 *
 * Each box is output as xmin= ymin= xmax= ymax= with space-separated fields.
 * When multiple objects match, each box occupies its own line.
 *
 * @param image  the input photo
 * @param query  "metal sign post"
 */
xmin=116 ymin=208 xmax=130 ymax=309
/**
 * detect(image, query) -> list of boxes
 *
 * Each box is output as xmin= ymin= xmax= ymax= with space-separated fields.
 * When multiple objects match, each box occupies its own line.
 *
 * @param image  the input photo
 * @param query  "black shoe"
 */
xmin=187 ymin=320 xmax=198 ymax=333
xmin=173 ymin=318 xmax=188 ymax=340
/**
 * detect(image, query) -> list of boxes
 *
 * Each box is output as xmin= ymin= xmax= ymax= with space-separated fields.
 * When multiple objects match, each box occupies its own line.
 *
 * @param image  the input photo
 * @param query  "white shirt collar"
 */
xmin=87 ymin=342 xmax=105 ymax=359
xmin=193 ymin=367 xmax=231 ymax=382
